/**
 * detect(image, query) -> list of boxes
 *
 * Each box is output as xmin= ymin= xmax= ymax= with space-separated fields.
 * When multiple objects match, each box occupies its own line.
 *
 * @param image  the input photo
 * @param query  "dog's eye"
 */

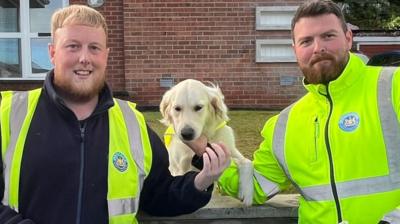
xmin=194 ymin=105 xmax=203 ymax=111
xmin=174 ymin=106 xmax=182 ymax=112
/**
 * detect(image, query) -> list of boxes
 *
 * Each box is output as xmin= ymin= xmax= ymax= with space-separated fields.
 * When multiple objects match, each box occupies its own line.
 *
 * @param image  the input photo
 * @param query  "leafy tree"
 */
xmin=334 ymin=0 xmax=400 ymax=30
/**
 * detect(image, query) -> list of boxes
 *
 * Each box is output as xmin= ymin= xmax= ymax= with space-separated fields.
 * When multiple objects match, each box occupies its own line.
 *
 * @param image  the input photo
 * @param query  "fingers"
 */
xmin=194 ymin=142 xmax=231 ymax=191
xmin=202 ymin=142 xmax=231 ymax=175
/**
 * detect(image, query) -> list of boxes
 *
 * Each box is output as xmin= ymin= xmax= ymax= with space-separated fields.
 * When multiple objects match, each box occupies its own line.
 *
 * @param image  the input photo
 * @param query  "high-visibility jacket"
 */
xmin=0 ymin=89 xmax=152 ymax=224
xmin=219 ymin=53 xmax=400 ymax=223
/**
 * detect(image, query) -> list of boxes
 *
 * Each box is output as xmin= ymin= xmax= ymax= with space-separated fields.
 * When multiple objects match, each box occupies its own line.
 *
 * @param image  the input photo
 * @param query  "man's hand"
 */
xmin=194 ymin=142 xmax=231 ymax=191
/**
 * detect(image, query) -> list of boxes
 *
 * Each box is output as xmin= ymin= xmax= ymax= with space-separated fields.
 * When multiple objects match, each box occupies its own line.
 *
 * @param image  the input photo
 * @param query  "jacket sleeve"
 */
xmin=218 ymin=115 xmax=290 ymax=204
xmin=138 ymin=125 xmax=212 ymax=216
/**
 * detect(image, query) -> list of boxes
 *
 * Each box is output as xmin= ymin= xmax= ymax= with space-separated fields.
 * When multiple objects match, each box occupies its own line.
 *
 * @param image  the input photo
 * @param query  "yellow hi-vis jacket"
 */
xmin=0 ymin=89 xmax=152 ymax=224
xmin=218 ymin=53 xmax=400 ymax=223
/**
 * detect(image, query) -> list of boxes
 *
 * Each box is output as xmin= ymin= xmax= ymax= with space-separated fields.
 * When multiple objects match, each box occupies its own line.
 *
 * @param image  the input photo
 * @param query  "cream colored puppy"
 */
xmin=160 ymin=79 xmax=253 ymax=206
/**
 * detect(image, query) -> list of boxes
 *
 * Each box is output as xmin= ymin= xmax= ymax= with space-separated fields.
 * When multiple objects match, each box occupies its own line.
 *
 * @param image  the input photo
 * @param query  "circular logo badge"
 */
xmin=339 ymin=112 xmax=360 ymax=132
xmin=112 ymin=152 xmax=128 ymax=172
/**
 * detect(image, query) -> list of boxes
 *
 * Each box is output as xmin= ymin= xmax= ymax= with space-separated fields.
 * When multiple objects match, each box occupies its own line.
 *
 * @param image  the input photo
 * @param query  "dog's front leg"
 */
xmin=234 ymin=157 xmax=254 ymax=206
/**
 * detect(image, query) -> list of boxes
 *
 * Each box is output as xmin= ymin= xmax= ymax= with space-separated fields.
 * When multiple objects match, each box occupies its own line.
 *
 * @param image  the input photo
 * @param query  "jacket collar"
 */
xmin=43 ymin=69 xmax=115 ymax=119
xmin=304 ymin=53 xmax=366 ymax=97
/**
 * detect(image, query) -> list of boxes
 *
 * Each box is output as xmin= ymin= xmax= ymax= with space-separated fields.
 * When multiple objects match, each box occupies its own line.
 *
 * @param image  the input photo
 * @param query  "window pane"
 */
xmin=0 ymin=39 xmax=21 ymax=78
xmin=0 ymin=2 xmax=19 ymax=32
xmin=31 ymin=38 xmax=52 ymax=73
xmin=30 ymin=0 xmax=63 ymax=33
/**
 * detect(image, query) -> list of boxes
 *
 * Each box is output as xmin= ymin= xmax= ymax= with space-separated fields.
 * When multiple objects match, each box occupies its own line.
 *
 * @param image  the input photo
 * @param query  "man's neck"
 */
xmin=63 ymin=96 xmax=99 ymax=121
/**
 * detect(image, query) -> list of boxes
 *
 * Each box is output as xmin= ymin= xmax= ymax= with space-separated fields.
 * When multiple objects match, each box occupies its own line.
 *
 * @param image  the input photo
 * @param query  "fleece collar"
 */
xmin=43 ymin=69 xmax=115 ymax=119
xmin=304 ymin=53 xmax=366 ymax=98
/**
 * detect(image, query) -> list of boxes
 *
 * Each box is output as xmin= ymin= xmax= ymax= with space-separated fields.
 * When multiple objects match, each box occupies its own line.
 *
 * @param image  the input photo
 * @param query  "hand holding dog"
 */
xmin=184 ymin=135 xmax=208 ymax=156
xmin=194 ymin=142 xmax=231 ymax=191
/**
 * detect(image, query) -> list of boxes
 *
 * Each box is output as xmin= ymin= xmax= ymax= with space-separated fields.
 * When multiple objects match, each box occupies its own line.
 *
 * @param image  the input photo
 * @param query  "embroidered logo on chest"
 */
xmin=112 ymin=152 xmax=128 ymax=172
xmin=339 ymin=112 xmax=360 ymax=132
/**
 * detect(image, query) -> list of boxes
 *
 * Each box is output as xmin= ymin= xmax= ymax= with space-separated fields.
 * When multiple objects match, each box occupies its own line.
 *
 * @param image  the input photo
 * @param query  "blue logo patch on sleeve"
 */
xmin=339 ymin=112 xmax=360 ymax=132
xmin=113 ymin=152 xmax=128 ymax=172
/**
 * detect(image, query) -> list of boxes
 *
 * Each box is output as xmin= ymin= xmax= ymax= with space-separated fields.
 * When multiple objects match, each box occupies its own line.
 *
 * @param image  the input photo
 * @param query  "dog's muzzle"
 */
xmin=180 ymin=126 xmax=195 ymax=141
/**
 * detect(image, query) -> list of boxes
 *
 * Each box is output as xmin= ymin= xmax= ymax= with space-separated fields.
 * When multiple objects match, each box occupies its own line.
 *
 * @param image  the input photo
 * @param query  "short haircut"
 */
xmin=291 ymin=0 xmax=347 ymax=41
xmin=51 ymin=4 xmax=108 ymax=42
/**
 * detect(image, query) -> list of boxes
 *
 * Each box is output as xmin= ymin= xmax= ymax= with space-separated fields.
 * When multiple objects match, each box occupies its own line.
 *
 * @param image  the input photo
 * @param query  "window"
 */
xmin=255 ymin=6 xmax=298 ymax=63
xmin=255 ymin=6 xmax=298 ymax=30
xmin=0 ymin=0 xmax=68 ymax=80
xmin=256 ymin=39 xmax=296 ymax=63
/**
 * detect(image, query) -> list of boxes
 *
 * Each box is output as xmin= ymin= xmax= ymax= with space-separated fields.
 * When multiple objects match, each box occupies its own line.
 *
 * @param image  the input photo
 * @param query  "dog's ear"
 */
xmin=208 ymin=84 xmax=229 ymax=121
xmin=159 ymin=88 xmax=174 ymax=126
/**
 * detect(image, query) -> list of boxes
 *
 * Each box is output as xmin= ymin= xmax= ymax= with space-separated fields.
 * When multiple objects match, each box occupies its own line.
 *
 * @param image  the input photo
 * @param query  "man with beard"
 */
xmin=216 ymin=0 xmax=400 ymax=223
xmin=0 ymin=5 xmax=230 ymax=224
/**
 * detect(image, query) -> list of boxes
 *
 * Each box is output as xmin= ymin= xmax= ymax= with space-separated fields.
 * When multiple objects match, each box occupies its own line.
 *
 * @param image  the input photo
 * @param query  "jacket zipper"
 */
xmin=313 ymin=117 xmax=319 ymax=162
xmin=76 ymin=122 xmax=86 ymax=224
xmin=324 ymin=89 xmax=342 ymax=223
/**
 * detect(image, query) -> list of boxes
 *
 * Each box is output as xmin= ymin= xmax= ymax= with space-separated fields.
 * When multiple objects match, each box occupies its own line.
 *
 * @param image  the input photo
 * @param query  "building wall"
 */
xmin=62 ymin=0 xmax=306 ymax=109
xmin=121 ymin=0 xmax=305 ymax=109
xmin=7 ymin=1 xmax=398 ymax=110
xmin=73 ymin=0 xmax=306 ymax=109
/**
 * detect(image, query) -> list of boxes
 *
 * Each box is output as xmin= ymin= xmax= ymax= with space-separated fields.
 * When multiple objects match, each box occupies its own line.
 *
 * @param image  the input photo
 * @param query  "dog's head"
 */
xmin=160 ymin=79 xmax=228 ymax=142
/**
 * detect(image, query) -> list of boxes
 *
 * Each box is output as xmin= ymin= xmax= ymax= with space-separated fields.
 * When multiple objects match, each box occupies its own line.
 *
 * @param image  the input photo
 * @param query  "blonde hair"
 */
xmin=51 ymin=4 xmax=108 ymax=41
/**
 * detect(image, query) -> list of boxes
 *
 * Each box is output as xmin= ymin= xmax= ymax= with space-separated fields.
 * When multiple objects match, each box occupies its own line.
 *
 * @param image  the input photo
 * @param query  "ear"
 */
xmin=345 ymin=29 xmax=353 ymax=50
xmin=159 ymin=88 xmax=174 ymax=126
xmin=106 ymin=47 xmax=110 ymax=60
xmin=208 ymin=85 xmax=229 ymax=121
xmin=48 ymin=43 xmax=56 ymax=65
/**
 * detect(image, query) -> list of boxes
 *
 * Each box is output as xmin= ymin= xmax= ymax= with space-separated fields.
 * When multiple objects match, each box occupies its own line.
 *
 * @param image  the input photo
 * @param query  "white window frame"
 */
xmin=256 ymin=39 xmax=296 ymax=63
xmin=0 ymin=0 xmax=69 ymax=80
xmin=255 ymin=6 xmax=298 ymax=30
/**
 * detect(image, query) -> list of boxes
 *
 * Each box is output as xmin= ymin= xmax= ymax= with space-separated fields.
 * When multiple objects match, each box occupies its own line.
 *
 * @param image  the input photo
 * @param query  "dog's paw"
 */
xmin=238 ymin=160 xmax=254 ymax=206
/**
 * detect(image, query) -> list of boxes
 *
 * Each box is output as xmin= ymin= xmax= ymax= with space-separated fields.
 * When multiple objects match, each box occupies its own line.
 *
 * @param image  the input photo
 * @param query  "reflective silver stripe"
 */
xmin=273 ymin=105 xmax=293 ymax=177
xmin=272 ymin=104 xmax=306 ymax=198
xmin=116 ymin=99 xmax=146 ymax=183
xmin=108 ymin=198 xmax=137 ymax=217
xmin=378 ymin=67 xmax=400 ymax=182
xmin=273 ymin=67 xmax=400 ymax=202
xmin=2 ymin=91 xmax=29 ymax=209
xmin=108 ymin=99 xmax=145 ymax=216
xmin=253 ymin=170 xmax=280 ymax=198
xmin=302 ymin=174 xmax=400 ymax=201
xmin=382 ymin=208 xmax=400 ymax=223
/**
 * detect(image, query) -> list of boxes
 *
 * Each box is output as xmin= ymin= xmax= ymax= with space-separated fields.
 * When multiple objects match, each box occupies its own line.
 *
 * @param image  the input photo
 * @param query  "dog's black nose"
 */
xmin=181 ymin=126 xmax=195 ymax=141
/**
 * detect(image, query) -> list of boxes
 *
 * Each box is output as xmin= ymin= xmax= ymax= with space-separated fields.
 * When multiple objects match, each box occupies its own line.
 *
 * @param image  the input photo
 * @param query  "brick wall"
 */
xmin=70 ymin=0 xmax=308 ymax=109
xmin=4 ymin=1 xmax=400 ymax=109
xmin=122 ymin=0 xmax=305 ymax=109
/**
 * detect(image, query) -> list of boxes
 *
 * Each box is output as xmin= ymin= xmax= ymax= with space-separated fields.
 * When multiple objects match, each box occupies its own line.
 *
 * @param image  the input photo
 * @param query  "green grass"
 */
xmin=143 ymin=109 xmax=297 ymax=194
xmin=143 ymin=110 xmax=278 ymax=159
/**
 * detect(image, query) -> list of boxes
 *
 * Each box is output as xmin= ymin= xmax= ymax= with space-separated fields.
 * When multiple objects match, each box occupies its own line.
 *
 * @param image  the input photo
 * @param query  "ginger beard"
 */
xmin=300 ymin=51 xmax=348 ymax=85
xmin=54 ymin=70 xmax=105 ymax=103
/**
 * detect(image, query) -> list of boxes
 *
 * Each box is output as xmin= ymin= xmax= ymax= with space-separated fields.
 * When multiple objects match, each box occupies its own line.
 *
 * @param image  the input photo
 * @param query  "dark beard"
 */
xmin=302 ymin=52 xmax=348 ymax=84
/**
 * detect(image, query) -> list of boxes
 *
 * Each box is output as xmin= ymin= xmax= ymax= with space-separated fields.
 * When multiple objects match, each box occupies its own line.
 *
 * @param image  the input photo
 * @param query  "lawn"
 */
xmin=142 ymin=110 xmax=278 ymax=159
xmin=143 ymin=109 xmax=297 ymax=193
